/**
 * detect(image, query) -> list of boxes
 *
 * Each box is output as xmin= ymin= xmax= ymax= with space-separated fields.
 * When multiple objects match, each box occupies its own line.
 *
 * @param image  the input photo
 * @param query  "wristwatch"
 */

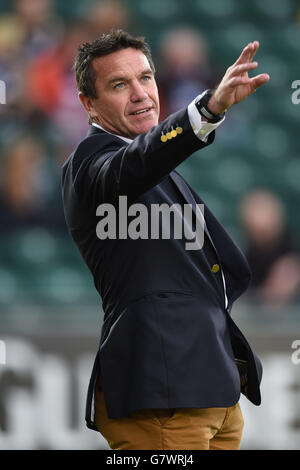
xmin=195 ymin=89 xmax=225 ymax=123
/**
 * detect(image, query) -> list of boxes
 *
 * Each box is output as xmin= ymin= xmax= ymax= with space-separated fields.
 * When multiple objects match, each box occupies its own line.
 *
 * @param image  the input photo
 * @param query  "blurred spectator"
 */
xmin=0 ymin=2 xmax=63 ymax=142
xmin=0 ymin=15 xmax=26 ymax=112
xmin=0 ymin=135 xmax=65 ymax=232
xmin=13 ymin=0 xmax=63 ymax=60
xmin=239 ymin=189 xmax=300 ymax=309
xmin=0 ymin=1 xmax=138 ymax=237
xmin=157 ymin=27 xmax=216 ymax=119
xmin=26 ymin=22 xmax=92 ymax=152
xmin=85 ymin=0 xmax=132 ymax=36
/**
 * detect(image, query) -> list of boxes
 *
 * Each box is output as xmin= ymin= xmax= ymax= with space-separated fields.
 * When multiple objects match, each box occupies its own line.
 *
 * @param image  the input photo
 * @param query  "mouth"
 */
xmin=129 ymin=107 xmax=153 ymax=116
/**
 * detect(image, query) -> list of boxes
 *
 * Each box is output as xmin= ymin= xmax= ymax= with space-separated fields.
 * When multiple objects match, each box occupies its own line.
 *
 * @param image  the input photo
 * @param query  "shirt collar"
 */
xmin=92 ymin=122 xmax=133 ymax=144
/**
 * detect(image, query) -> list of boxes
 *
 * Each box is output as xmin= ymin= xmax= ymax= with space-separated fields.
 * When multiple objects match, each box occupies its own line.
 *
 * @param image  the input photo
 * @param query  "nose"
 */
xmin=130 ymin=80 xmax=148 ymax=102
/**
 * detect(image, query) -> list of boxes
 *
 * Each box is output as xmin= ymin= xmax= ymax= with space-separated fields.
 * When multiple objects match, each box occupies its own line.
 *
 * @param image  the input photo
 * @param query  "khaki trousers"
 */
xmin=94 ymin=380 xmax=244 ymax=450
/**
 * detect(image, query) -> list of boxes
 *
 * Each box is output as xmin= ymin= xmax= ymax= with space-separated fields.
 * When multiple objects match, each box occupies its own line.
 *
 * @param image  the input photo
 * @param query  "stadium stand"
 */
xmin=0 ymin=0 xmax=299 ymax=310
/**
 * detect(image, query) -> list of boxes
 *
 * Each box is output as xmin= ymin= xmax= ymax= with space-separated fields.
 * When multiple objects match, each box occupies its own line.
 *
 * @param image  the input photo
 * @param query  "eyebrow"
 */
xmin=107 ymin=68 xmax=154 ymax=85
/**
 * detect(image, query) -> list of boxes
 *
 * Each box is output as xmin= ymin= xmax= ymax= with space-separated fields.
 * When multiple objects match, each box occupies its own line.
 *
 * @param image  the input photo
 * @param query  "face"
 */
xmin=79 ymin=48 xmax=160 ymax=139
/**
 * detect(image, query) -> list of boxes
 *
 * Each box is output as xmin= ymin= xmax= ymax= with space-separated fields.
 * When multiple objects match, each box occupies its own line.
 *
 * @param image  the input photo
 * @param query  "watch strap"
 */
xmin=195 ymin=90 xmax=225 ymax=123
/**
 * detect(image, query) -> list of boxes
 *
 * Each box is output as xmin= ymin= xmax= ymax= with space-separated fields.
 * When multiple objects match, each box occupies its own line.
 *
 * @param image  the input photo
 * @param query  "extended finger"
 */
xmin=227 ymin=76 xmax=253 ymax=88
xmin=227 ymin=73 xmax=269 ymax=88
xmin=228 ymin=61 xmax=258 ymax=77
xmin=248 ymin=41 xmax=259 ymax=62
xmin=235 ymin=42 xmax=255 ymax=65
xmin=235 ymin=41 xmax=259 ymax=65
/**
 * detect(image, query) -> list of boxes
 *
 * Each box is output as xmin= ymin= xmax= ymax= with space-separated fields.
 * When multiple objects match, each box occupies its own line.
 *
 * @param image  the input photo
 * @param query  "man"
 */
xmin=62 ymin=30 xmax=269 ymax=450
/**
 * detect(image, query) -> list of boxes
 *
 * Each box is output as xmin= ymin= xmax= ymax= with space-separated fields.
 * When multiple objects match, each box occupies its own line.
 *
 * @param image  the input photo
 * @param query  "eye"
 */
xmin=114 ymin=82 xmax=125 ymax=89
xmin=141 ymin=75 xmax=151 ymax=82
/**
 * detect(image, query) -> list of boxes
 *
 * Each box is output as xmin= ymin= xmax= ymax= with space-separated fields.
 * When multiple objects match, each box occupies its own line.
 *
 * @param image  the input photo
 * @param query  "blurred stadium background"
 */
xmin=1 ymin=0 xmax=300 ymax=450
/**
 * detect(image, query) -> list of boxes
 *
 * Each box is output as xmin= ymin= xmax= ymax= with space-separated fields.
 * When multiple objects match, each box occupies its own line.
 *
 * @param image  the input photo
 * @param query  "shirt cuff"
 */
xmin=187 ymin=90 xmax=225 ymax=142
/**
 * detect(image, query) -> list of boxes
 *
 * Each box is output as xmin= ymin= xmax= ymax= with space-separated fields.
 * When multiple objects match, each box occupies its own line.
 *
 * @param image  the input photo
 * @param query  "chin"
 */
xmin=133 ymin=120 xmax=158 ymax=137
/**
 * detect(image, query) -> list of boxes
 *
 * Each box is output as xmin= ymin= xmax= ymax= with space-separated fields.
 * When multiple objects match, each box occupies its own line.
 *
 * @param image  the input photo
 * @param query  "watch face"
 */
xmin=200 ymin=105 xmax=214 ymax=120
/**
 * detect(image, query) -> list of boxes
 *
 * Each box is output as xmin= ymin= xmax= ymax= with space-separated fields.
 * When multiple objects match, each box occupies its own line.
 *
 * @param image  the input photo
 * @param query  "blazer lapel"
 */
xmin=169 ymin=170 xmax=217 ymax=250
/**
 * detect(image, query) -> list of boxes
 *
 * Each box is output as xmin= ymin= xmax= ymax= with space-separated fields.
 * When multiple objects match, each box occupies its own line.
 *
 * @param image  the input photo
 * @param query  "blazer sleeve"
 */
xmin=72 ymin=107 xmax=215 ymax=208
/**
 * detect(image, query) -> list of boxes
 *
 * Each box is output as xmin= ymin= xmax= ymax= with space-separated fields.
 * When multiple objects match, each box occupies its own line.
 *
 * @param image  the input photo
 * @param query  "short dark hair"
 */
xmin=74 ymin=29 xmax=155 ymax=99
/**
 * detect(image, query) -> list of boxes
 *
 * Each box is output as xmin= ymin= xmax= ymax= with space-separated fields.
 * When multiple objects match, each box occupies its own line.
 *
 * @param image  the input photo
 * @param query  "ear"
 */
xmin=78 ymin=92 xmax=98 ymax=120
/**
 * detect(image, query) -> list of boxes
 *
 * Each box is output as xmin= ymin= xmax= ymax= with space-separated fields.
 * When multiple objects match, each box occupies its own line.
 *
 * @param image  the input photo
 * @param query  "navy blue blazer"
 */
xmin=61 ymin=107 xmax=262 ymax=430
